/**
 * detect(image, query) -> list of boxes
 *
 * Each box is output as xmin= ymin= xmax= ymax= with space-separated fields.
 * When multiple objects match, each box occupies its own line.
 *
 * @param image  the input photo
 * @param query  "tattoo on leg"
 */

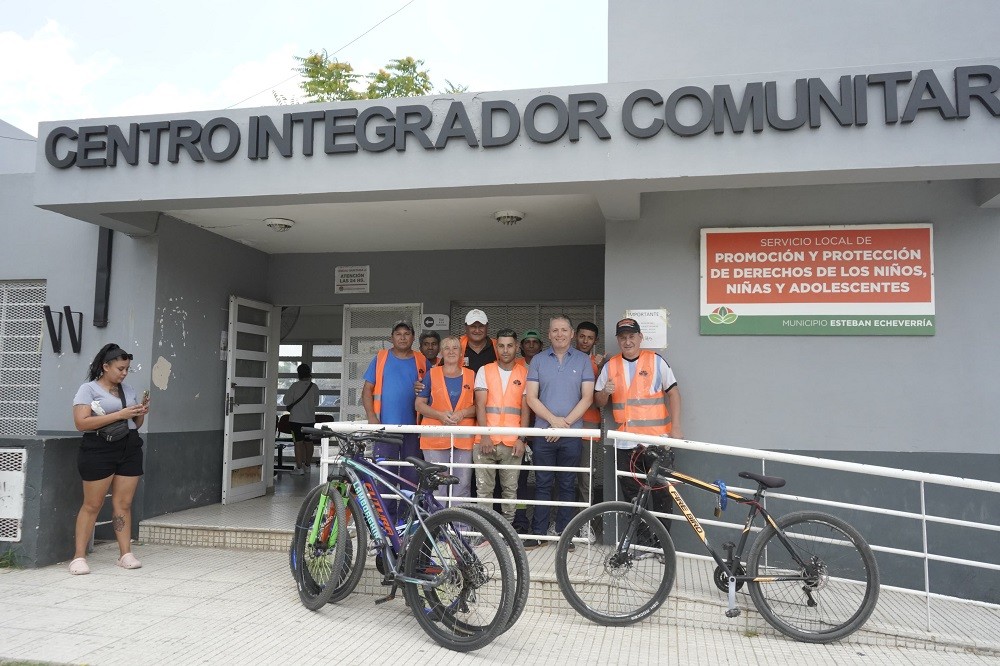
xmin=112 ymin=514 xmax=126 ymax=532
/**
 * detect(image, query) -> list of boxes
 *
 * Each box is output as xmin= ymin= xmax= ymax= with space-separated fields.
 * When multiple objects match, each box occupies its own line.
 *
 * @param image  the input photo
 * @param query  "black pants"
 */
xmin=616 ymin=446 xmax=673 ymax=531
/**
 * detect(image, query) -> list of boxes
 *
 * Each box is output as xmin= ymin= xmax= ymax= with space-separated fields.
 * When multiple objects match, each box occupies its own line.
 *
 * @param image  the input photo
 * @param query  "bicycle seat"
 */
xmin=407 ymin=457 xmax=448 ymax=476
xmin=739 ymin=471 xmax=786 ymax=489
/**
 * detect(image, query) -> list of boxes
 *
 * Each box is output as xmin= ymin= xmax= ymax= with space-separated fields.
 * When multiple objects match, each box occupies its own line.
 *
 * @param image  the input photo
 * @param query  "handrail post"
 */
xmin=449 ymin=433 xmax=455 ymax=507
xmin=920 ymin=480 xmax=932 ymax=631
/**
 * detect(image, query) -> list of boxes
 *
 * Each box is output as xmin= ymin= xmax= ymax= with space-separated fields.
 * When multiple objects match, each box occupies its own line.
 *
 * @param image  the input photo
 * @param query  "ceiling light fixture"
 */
xmin=264 ymin=217 xmax=295 ymax=232
xmin=494 ymin=210 xmax=524 ymax=226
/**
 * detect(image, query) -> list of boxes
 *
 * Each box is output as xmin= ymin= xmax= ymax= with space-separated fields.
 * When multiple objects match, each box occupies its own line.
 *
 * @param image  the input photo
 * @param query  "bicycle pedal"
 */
xmin=725 ymin=608 xmax=741 ymax=618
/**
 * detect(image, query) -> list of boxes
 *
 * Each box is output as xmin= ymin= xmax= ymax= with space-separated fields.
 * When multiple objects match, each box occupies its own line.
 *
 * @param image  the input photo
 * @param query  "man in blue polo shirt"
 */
xmin=523 ymin=315 xmax=595 ymax=548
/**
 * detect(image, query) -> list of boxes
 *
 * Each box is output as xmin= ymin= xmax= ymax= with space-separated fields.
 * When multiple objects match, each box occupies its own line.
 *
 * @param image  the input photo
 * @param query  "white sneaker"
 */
xmin=580 ymin=523 xmax=597 ymax=544
xmin=295 ymin=467 xmax=305 ymax=476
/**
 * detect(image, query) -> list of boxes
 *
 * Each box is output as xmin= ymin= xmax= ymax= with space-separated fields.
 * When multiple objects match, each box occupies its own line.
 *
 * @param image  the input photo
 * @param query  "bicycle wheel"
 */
xmin=555 ymin=501 xmax=676 ymax=626
xmin=293 ymin=484 xmax=347 ymax=610
xmin=402 ymin=507 xmax=515 ymax=652
xmin=461 ymin=504 xmax=530 ymax=632
xmin=290 ymin=484 xmax=324 ymax=576
xmin=326 ymin=491 xmax=369 ymax=603
xmin=747 ymin=510 xmax=880 ymax=643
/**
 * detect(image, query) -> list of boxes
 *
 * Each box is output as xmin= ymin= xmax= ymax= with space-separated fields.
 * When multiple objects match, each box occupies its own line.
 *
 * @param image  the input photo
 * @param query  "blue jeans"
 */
xmin=531 ymin=436 xmax=582 ymax=535
xmin=373 ymin=433 xmax=421 ymax=522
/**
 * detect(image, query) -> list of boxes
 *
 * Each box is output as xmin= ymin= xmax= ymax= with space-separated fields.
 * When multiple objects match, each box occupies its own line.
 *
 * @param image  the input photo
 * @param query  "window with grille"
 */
xmin=0 ymin=281 xmax=44 ymax=437
xmin=278 ymin=343 xmax=342 ymax=421
xmin=448 ymin=301 xmax=606 ymax=353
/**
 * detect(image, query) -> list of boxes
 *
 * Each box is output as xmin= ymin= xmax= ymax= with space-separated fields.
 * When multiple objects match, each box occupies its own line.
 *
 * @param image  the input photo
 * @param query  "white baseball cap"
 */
xmin=465 ymin=309 xmax=488 ymax=325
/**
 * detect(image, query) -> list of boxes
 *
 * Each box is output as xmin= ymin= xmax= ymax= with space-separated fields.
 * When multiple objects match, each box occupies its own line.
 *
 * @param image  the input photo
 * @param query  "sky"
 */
xmin=0 ymin=0 xmax=608 ymax=137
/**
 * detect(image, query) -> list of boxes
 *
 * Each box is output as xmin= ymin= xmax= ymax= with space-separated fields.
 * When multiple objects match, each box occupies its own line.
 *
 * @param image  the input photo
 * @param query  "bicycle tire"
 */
xmin=459 ymin=504 xmax=530 ymax=632
xmin=555 ymin=501 xmax=676 ymax=626
xmin=747 ymin=510 xmax=880 ymax=643
xmin=402 ymin=507 xmax=515 ymax=652
xmin=326 ymin=491 xmax=369 ymax=603
xmin=289 ymin=484 xmax=324 ymax=576
xmin=294 ymin=484 xmax=347 ymax=610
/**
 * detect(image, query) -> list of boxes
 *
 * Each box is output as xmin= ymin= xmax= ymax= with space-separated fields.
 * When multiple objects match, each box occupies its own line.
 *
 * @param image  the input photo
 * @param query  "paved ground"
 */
xmin=1 ymin=542 xmax=998 ymax=665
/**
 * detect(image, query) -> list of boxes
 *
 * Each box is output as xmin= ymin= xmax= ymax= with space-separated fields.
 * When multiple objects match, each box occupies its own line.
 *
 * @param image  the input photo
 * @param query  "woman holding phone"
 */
xmin=69 ymin=343 xmax=150 ymax=575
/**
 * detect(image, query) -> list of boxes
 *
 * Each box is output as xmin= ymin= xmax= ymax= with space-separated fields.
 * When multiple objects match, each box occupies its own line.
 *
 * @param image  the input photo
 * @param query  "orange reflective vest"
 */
xmin=607 ymin=351 xmax=671 ymax=435
xmin=583 ymin=354 xmax=601 ymax=428
xmin=480 ymin=362 xmax=527 ymax=445
xmin=420 ymin=366 xmax=476 ymax=450
xmin=460 ymin=335 xmax=498 ymax=368
xmin=372 ymin=349 xmax=427 ymax=420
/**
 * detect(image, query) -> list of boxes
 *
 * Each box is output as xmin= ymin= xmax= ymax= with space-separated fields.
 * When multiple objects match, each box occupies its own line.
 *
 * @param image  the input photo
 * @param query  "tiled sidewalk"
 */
xmin=1 ymin=541 xmax=998 ymax=665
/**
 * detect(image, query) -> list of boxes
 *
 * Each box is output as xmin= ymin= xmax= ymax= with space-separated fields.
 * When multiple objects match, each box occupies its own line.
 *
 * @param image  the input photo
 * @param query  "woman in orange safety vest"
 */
xmin=415 ymin=336 xmax=476 ymax=498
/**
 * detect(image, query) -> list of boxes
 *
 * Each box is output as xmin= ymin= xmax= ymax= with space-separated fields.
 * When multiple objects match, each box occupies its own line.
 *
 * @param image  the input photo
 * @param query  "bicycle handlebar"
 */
xmin=299 ymin=426 xmax=405 ymax=446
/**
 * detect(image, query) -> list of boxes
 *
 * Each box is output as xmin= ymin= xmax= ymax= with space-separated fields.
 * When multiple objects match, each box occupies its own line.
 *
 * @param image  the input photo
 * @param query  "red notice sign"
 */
xmin=700 ymin=225 xmax=934 ymax=335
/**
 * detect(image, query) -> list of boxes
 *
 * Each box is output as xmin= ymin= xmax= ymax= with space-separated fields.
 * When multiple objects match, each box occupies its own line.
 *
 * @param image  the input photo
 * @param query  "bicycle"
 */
xmin=291 ymin=427 xmax=522 ymax=652
xmin=290 ymin=428 xmax=531 ymax=628
xmin=555 ymin=444 xmax=880 ymax=643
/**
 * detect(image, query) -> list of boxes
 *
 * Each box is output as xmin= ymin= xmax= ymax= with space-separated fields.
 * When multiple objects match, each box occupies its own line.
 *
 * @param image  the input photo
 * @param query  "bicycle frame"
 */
xmin=633 ymin=455 xmax=817 ymax=615
xmin=332 ymin=443 xmax=455 ymax=589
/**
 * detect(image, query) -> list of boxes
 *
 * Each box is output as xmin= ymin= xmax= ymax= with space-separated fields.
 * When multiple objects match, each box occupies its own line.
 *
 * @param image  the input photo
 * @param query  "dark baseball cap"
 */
xmin=522 ymin=329 xmax=542 ymax=341
xmin=615 ymin=318 xmax=641 ymax=336
xmin=392 ymin=320 xmax=414 ymax=334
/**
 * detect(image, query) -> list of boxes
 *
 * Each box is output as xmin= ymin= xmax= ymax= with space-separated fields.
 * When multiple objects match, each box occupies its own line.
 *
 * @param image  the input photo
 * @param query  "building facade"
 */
xmin=1 ymin=2 xmax=997 ymax=600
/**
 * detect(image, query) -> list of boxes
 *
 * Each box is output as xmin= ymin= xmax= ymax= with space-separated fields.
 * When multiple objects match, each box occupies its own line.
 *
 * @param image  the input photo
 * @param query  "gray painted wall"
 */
xmin=0 ymin=120 xmax=36 ymax=174
xmin=609 ymin=0 xmax=1000 ymax=83
xmin=148 ymin=216 xmax=269 ymax=433
xmin=267 ymin=245 xmax=605 ymax=317
xmin=0 ymin=166 xmax=158 ymax=436
xmin=604 ymin=180 xmax=1000 ymax=455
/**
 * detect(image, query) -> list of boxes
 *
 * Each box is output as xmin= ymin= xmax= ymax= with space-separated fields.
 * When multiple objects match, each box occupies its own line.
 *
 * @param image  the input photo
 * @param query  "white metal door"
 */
xmin=223 ymin=296 xmax=279 ymax=504
xmin=340 ymin=303 xmax=423 ymax=422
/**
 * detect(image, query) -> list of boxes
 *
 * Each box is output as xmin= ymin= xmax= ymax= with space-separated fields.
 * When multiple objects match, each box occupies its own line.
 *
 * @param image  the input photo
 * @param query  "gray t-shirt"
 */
xmin=282 ymin=380 xmax=319 ymax=424
xmin=73 ymin=381 xmax=140 ymax=429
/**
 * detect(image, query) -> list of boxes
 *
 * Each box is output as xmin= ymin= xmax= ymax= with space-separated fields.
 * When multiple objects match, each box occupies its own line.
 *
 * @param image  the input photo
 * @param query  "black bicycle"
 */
xmin=555 ymin=445 xmax=880 ymax=643
xmin=291 ymin=427 xmax=525 ymax=652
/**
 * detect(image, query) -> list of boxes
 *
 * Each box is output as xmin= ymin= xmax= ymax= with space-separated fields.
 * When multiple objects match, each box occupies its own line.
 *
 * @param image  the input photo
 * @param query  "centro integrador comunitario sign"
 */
xmin=700 ymin=224 xmax=934 ymax=336
xmin=42 ymin=65 xmax=1000 ymax=168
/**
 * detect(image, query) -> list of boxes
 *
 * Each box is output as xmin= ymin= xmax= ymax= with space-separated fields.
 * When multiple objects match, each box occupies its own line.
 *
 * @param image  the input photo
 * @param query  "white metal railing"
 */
xmin=607 ymin=430 xmax=1000 ymax=629
xmin=315 ymin=423 xmax=599 ymax=544
xmin=311 ymin=422 xmax=1000 ymax=628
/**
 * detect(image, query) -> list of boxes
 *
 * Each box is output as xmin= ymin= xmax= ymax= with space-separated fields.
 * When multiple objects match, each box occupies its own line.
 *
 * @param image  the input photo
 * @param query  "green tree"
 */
xmin=365 ymin=57 xmax=433 ymax=99
xmin=295 ymin=50 xmax=364 ymax=102
xmin=294 ymin=53 xmax=457 ymax=102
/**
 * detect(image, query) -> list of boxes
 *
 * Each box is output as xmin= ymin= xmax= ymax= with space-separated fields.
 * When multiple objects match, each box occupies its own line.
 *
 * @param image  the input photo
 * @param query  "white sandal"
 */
xmin=117 ymin=552 xmax=142 ymax=569
xmin=69 ymin=557 xmax=90 ymax=575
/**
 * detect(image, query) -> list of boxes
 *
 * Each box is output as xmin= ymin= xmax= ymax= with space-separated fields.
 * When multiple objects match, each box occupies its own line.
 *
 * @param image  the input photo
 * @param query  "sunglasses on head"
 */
xmin=104 ymin=349 xmax=133 ymax=363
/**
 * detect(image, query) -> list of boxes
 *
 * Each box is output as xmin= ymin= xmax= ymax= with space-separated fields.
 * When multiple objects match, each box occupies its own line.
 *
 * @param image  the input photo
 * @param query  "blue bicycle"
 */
xmin=291 ymin=427 xmax=527 ymax=652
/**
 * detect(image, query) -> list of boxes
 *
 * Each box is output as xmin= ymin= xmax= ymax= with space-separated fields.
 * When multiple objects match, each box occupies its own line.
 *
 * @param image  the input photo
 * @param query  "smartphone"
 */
xmin=141 ymin=389 xmax=150 ymax=404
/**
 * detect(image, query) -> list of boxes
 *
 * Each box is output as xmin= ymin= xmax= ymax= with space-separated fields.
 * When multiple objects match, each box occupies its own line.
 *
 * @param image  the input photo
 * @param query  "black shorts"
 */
xmin=289 ymin=422 xmax=311 ymax=442
xmin=78 ymin=430 xmax=144 ymax=481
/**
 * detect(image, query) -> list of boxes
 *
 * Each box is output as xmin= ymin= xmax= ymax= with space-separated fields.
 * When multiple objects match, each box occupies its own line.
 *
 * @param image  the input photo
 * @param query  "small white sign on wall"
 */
xmin=421 ymin=314 xmax=450 ymax=331
xmin=624 ymin=308 xmax=669 ymax=349
xmin=335 ymin=265 xmax=370 ymax=294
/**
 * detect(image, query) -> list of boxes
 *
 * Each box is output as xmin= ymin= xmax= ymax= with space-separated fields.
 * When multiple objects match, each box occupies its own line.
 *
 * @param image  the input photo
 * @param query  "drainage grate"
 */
xmin=0 ymin=448 xmax=27 ymax=541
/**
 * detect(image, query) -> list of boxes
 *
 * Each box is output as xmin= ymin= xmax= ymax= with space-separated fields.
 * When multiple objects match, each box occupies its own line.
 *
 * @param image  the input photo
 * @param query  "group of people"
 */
xmin=360 ymin=308 xmax=684 ymax=549
xmin=63 ymin=309 xmax=684 ymax=575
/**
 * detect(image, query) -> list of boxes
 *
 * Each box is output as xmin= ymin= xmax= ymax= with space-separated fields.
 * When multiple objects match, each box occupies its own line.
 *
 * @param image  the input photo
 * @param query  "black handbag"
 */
xmin=96 ymin=385 xmax=131 ymax=442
